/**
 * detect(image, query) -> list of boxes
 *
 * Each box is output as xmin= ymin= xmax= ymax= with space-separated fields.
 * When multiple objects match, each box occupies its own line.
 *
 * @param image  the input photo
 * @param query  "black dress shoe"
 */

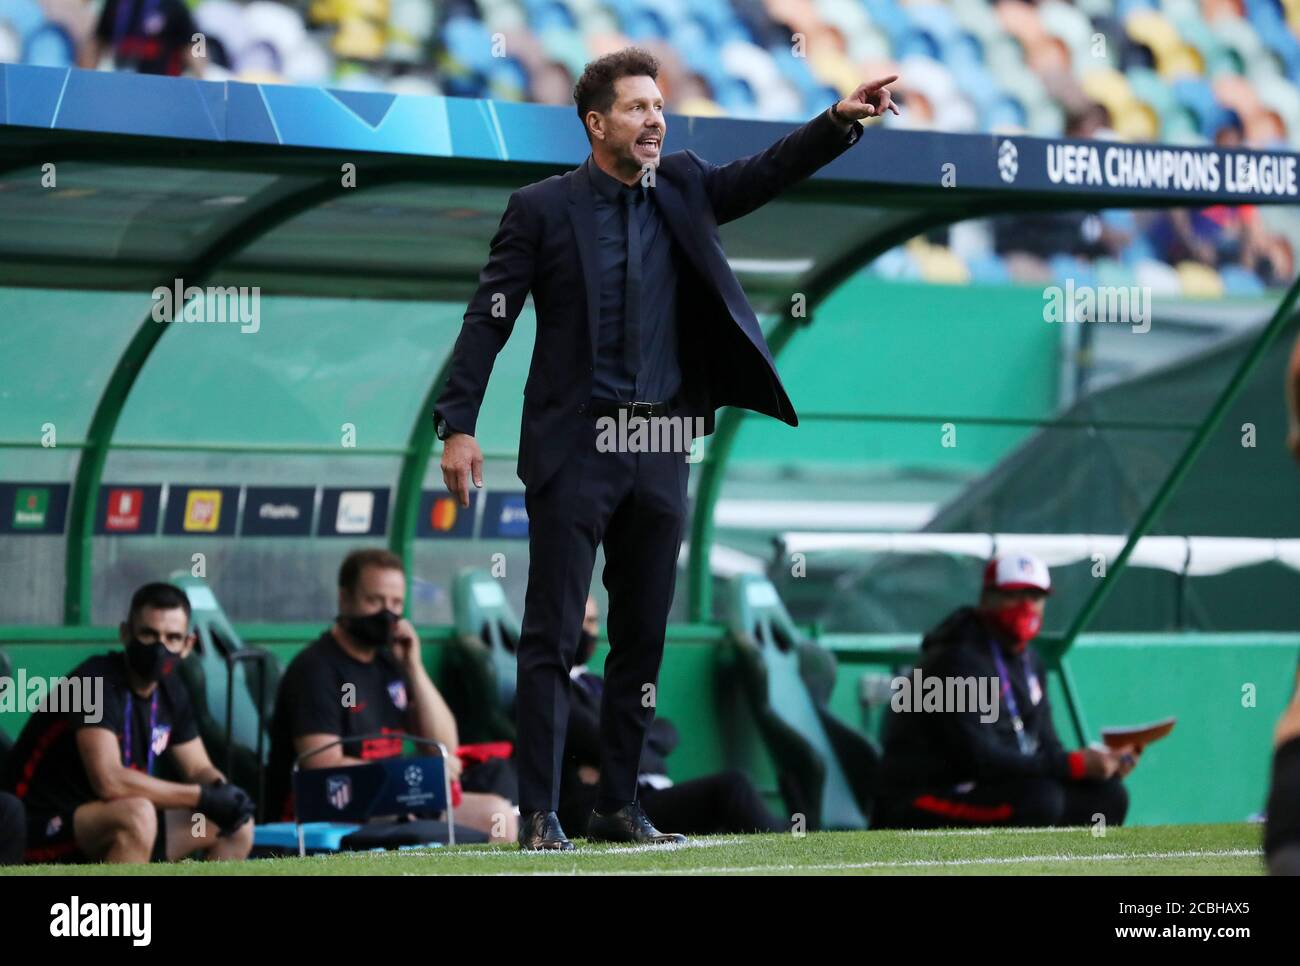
xmin=518 ymin=810 xmax=576 ymax=851
xmin=586 ymin=802 xmax=687 ymax=845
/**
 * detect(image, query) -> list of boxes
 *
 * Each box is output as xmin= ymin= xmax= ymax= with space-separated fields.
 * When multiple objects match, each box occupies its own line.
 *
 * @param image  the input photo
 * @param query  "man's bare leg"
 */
xmin=454 ymin=792 xmax=518 ymax=842
xmin=72 ymin=798 xmax=157 ymax=863
xmin=164 ymin=807 xmax=253 ymax=861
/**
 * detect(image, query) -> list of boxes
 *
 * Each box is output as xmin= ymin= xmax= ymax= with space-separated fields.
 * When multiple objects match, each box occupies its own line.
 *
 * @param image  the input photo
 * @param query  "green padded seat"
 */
xmin=722 ymin=574 xmax=878 ymax=830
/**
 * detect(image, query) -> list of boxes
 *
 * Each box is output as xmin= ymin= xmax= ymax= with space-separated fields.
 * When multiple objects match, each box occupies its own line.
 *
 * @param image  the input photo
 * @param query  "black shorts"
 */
xmin=24 ymin=804 xmax=168 ymax=864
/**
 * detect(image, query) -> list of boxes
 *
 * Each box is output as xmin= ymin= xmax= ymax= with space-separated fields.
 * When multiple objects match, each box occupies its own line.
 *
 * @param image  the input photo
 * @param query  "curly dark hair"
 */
xmin=573 ymin=46 xmax=661 ymax=142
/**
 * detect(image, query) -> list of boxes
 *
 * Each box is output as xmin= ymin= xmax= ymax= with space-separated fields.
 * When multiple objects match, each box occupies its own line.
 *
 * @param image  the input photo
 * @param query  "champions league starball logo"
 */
xmin=998 ymin=139 xmax=1019 ymax=183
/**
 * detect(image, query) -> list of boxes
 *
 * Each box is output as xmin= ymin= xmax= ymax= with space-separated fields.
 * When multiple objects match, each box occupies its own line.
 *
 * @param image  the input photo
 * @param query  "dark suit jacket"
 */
xmin=434 ymin=107 xmax=864 ymax=491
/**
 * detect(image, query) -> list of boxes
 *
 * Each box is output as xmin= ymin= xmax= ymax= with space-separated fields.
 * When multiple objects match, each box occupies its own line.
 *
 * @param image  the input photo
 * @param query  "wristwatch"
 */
xmin=435 ymin=414 xmax=454 ymax=441
xmin=829 ymin=100 xmax=849 ymax=126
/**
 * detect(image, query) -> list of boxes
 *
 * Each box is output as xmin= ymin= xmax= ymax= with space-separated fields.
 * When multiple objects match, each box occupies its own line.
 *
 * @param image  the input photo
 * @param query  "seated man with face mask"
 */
xmin=2 ymin=582 xmax=255 ymax=863
xmin=265 ymin=549 xmax=516 ymax=843
xmin=871 ymin=554 xmax=1135 ymax=830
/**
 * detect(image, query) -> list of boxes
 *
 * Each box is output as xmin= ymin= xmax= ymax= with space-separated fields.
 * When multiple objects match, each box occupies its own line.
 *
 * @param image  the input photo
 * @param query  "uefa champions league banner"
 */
xmin=842 ymin=124 xmax=1300 ymax=203
xmin=994 ymin=136 xmax=1298 ymax=200
xmin=4 ymin=63 xmax=1297 ymax=209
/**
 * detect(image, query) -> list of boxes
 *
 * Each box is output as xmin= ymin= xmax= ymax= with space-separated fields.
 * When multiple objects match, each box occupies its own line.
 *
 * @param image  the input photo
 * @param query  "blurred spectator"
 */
xmin=1147 ymin=206 xmax=1286 ymax=283
xmin=872 ymin=554 xmax=1136 ymax=830
xmin=993 ymin=209 xmax=1128 ymax=272
xmin=1215 ymin=110 xmax=1245 ymax=148
xmin=79 ymin=0 xmax=206 ymax=76
xmin=530 ymin=58 xmax=575 ymax=106
xmin=1064 ymin=101 xmax=1113 ymax=141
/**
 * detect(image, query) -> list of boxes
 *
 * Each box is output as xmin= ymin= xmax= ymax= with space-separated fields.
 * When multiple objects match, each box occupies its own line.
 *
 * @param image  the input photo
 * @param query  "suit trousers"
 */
xmin=515 ymin=403 xmax=691 ymax=814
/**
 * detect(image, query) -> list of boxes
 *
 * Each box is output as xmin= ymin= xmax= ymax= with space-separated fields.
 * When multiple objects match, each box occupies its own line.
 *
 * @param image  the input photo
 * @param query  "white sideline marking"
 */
xmin=393 ymin=837 xmax=747 ymax=858
xmin=486 ymin=847 xmax=1261 ymax=875
xmin=899 ymin=825 xmax=1112 ymax=837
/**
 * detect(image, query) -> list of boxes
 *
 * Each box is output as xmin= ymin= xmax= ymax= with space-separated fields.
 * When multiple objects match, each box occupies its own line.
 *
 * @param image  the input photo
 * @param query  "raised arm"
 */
xmin=685 ymin=76 xmax=898 ymax=226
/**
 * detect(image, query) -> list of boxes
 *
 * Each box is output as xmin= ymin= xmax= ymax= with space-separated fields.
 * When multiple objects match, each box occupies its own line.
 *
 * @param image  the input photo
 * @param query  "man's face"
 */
xmin=593 ymin=75 xmax=666 ymax=175
xmin=989 ymin=588 xmax=1048 ymax=617
xmin=120 ymin=606 xmax=193 ymax=658
xmin=583 ymin=596 xmax=600 ymax=636
xmin=341 ymin=565 xmax=406 ymax=618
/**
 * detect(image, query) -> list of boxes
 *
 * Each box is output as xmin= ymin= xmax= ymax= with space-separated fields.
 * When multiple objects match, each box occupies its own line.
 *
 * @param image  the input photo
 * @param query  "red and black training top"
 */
xmin=265 ymin=631 xmax=411 ymax=820
xmin=2 ymin=651 xmax=198 ymax=815
xmin=877 ymin=607 xmax=1083 ymax=793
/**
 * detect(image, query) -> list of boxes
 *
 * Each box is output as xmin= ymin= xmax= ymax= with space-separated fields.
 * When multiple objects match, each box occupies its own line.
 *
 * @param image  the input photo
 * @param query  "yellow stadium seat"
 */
xmin=1175 ymin=260 xmax=1225 ymax=298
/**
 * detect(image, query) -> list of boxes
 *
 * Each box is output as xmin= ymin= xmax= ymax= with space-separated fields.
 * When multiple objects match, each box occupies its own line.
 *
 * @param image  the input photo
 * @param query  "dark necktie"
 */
xmin=622 ymin=186 xmax=642 ymax=388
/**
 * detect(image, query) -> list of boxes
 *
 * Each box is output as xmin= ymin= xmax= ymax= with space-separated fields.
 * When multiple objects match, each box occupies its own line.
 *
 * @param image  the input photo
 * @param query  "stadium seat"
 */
xmin=1219 ymin=263 xmax=1266 ymax=295
xmin=170 ymin=574 xmax=280 ymax=818
xmin=21 ymin=23 xmax=73 ymax=67
xmin=721 ymin=574 xmax=878 ymax=830
xmin=1174 ymin=259 xmax=1226 ymax=297
xmin=441 ymin=569 xmax=519 ymax=744
xmin=966 ymin=251 xmax=1012 ymax=284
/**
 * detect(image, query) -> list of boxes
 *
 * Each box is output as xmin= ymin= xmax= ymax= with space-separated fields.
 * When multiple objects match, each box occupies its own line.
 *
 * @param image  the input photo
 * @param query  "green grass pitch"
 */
xmin=3 ymin=822 xmax=1264 ymax=875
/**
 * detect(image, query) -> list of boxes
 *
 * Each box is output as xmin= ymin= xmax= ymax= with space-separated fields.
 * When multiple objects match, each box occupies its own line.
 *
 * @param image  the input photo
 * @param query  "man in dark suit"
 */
xmin=435 ymin=46 xmax=899 ymax=850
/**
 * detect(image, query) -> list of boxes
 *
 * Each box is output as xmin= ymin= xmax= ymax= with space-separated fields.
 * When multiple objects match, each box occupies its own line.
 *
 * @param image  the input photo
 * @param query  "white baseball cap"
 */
xmin=982 ymin=553 xmax=1052 ymax=594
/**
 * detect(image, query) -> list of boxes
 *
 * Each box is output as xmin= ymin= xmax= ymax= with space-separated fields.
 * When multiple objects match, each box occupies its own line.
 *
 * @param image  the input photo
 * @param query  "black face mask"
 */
xmin=125 ymin=638 xmax=169 ymax=683
xmin=575 ymin=629 xmax=598 ymax=666
xmin=340 ymin=609 xmax=399 ymax=650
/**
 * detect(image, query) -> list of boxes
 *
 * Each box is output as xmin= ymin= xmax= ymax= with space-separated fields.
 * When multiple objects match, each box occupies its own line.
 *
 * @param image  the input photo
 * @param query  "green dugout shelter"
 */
xmin=2 ymin=64 xmax=1300 ymax=824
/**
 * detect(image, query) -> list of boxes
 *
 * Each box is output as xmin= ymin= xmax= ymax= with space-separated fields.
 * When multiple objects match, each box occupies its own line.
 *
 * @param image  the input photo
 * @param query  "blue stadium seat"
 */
xmin=863 ymin=0 xmax=913 ymax=51
xmin=1171 ymin=77 xmax=1229 ymax=137
xmin=442 ymin=15 xmax=497 ymax=75
xmin=1219 ymin=263 xmax=1267 ymax=295
xmin=22 ymin=23 xmax=74 ymax=68
xmin=1049 ymin=253 xmax=1096 ymax=288
xmin=967 ymin=251 xmax=1012 ymax=285
xmin=623 ymin=8 xmax=671 ymax=41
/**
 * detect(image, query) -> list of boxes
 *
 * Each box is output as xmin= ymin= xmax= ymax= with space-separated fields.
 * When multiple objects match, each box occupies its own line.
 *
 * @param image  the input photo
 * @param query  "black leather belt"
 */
xmin=584 ymin=394 xmax=678 ymax=420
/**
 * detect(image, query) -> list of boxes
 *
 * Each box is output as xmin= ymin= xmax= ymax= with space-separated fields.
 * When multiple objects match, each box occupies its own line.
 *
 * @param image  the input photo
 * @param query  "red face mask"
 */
xmin=985 ymin=600 xmax=1042 ymax=649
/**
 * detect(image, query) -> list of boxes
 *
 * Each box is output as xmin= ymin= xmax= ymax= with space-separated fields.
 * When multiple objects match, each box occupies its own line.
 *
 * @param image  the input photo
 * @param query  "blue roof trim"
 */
xmin=2 ymin=64 xmax=1299 ymax=206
